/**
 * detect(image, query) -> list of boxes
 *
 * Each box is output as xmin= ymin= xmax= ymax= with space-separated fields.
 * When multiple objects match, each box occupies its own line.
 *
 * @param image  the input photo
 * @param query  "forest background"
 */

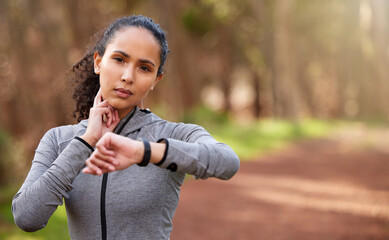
xmin=0 ymin=0 xmax=388 ymax=238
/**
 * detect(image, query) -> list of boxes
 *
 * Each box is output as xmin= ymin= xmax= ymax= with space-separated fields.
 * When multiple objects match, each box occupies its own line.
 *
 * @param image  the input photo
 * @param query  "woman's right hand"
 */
xmin=80 ymin=89 xmax=120 ymax=147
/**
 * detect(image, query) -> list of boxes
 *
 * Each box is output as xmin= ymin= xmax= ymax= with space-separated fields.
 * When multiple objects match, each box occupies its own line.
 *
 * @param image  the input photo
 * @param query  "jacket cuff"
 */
xmin=154 ymin=138 xmax=201 ymax=173
xmin=155 ymin=138 xmax=179 ymax=172
xmin=155 ymin=138 xmax=169 ymax=166
xmin=74 ymin=136 xmax=94 ymax=152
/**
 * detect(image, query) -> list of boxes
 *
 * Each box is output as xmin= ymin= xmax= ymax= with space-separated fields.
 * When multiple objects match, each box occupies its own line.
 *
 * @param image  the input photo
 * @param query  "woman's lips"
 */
xmin=115 ymin=88 xmax=133 ymax=98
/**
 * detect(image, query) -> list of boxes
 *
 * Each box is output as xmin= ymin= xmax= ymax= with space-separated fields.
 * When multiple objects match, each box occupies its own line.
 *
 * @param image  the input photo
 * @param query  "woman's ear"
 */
xmin=151 ymin=73 xmax=163 ymax=90
xmin=94 ymin=52 xmax=102 ymax=74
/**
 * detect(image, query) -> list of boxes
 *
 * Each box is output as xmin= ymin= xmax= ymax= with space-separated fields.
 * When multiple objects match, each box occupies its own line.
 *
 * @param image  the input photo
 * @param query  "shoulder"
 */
xmin=145 ymin=112 xmax=210 ymax=141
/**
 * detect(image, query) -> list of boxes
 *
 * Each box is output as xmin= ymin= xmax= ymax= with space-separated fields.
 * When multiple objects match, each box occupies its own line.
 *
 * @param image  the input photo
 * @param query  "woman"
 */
xmin=12 ymin=15 xmax=239 ymax=240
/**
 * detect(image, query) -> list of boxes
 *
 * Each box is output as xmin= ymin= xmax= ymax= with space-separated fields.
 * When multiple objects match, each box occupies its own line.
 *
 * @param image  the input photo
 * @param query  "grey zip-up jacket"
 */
xmin=12 ymin=107 xmax=240 ymax=240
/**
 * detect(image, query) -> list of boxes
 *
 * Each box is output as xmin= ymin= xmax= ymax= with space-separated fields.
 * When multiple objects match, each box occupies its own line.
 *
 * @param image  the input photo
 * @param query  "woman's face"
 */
xmin=94 ymin=27 xmax=162 ymax=118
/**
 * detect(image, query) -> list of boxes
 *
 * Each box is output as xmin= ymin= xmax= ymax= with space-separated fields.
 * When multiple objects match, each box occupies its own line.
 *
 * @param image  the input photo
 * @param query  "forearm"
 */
xmin=149 ymin=141 xmax=166 ymax=164
xmin=156 ymin=138 xmax=239 ymax=180
xmin=154 ymin=124 xmax=240 ymax=180
xmin=12 ymin=138 xmax=92 ymax=232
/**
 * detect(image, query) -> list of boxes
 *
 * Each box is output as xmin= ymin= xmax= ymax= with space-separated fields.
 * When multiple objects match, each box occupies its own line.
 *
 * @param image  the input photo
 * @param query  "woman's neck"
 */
xmin=118 ymin=102 xmax=143 ymax=119
xmin=119 ymin=107 xmax=135 ymax=120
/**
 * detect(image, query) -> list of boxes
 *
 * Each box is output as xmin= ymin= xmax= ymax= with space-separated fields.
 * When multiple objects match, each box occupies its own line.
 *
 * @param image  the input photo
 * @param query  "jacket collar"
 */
xmin=78 ymin=107 xmax=163 ymax=136
xmin=114 ymin=107 xmax=164 ymax=135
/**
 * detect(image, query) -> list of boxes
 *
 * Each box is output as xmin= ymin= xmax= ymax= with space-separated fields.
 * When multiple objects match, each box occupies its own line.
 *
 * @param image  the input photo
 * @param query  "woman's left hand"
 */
xmin=82 ymin=132 xmax=144 ymax=175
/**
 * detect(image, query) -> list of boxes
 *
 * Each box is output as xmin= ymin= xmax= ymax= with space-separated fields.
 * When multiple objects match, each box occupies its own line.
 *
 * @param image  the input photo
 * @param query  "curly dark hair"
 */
xmin=69 ymin=15 xmax=169 ymax=122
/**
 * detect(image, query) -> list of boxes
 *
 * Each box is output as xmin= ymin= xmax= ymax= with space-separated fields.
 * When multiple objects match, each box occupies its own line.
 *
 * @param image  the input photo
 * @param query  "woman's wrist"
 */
xmin=80 ymin=133 xmax=98 ymax=148
xmin=137 ymin=139 xmax=150 ymax=166
xmin=149 ymin=142 xmax=166 ymax=164
xmin=136 ymin=140 xmax=166 ymax=166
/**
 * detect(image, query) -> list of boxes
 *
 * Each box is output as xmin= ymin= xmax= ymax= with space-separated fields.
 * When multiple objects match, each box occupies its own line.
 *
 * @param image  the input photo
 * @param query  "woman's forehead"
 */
xmin=106 ymin=27 xmax=160 ymax=59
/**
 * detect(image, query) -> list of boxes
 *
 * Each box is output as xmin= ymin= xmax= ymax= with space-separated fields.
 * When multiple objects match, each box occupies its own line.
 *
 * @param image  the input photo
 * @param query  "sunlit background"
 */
xmin=0 ymin=0 xmax=389 ymax=239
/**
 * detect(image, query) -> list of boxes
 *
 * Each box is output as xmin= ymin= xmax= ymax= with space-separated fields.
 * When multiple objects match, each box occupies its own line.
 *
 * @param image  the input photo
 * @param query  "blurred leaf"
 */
xmin=181 ymin=5 xmax=215 ymax=36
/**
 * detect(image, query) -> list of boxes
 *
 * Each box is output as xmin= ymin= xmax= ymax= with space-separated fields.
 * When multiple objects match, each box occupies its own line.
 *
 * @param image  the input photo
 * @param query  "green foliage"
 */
xmin=182 ymin=105 xmax=230 ymax=129
xmin=0 ymin=127 xmax=9 ymax=158
xmin=0 ymin=127 xmax=27 ymax=186
xmin=181 ymin=4 xmax=215 ymax=36
xmin=0 ymin=128 xmax=12 ymax=186
xmin=181 ymin=0 xmax=246 ymax=36
xmin=182 ymin=106 xmax=335 ymax=160
xmin=355 ymin=115 xmax=389 ymax=127
xmin=211 ymin=119 xmax=334 ymax=160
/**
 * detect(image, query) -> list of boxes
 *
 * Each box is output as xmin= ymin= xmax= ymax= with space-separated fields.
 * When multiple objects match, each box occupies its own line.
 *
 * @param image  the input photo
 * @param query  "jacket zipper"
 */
xmin=100 ymin=173 xmax=108 ymax=240
xmin=100 ymin=109 xmax=136 ymax=240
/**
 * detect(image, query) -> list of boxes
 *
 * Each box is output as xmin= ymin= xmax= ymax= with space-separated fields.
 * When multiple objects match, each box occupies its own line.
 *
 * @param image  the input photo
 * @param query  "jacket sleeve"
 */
xmin=11 ymin=128 xmax=92 ymax=232
xmin=156 ymin=123 xmax=239 ymax=180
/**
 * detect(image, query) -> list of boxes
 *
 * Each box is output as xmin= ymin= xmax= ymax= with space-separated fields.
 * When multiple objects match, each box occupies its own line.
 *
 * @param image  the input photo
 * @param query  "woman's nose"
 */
xmin=121 ymin=67 xmax=134 ymax=84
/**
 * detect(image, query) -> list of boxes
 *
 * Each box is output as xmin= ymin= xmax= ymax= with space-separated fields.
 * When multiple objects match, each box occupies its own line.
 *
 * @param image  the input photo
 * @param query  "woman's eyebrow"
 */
xmin=112 ymin=50 xmax=155 ymax=67
xmin=139 ymin=59 xmax=155 ymax=67
xmin=113 ymin=50 xmax=130 ymax=58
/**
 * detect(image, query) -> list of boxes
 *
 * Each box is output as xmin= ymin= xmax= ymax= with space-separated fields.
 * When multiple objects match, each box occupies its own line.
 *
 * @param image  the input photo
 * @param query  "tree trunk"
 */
xmin=218 ymin=25 xmax=233 ymax=112
xmin=369 ymin=0 xmax=389 ymax=119
xmin=252 ymin=71 xmax=261 ymax=118
xmin=272 ymin=0 xmax=299 ymax=119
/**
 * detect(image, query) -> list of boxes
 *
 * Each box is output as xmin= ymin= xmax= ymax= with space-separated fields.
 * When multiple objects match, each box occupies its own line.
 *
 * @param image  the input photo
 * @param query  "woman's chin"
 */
xmin=112 ymin=104 xmax=135 ymax=117
xmin=106 ymin=99 xmax=131 ymax=110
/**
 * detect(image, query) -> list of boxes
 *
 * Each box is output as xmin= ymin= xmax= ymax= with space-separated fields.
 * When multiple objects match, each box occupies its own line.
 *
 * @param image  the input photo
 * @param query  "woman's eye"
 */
xmin=140 ymin=66 xmax=150 ymax=72
xmin=114 ymin=57 xmax=124 ymax=63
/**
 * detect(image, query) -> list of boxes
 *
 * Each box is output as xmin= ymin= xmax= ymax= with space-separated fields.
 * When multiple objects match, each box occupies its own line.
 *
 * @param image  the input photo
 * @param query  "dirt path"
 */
xmin=170 ymin=135 xmax=389 ymax=239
